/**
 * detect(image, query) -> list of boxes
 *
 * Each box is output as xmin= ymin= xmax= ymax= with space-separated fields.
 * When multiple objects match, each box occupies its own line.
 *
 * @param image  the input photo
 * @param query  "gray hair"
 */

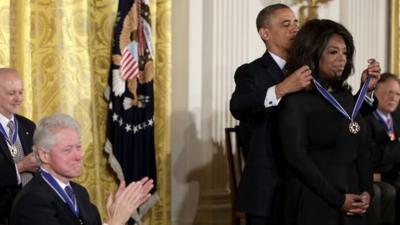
xmin=376 ymin=72 xmax=400 ymax=90
xmin=33 ymin=113 xmax=81 ymax=155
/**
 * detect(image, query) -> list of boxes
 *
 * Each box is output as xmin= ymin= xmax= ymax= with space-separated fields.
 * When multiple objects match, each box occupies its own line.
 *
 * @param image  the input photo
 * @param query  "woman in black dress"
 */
xmin=278 ymin=19 xmax=379 ymax=225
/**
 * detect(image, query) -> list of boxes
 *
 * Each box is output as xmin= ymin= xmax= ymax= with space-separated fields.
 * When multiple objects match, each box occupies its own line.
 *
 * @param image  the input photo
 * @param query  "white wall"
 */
xmin=171 ymin=1 xmax=388 ymax=224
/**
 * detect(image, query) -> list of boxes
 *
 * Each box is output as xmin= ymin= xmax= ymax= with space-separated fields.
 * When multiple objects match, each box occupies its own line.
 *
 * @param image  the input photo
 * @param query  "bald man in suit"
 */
xmin=0 ymin=68 xmax=38 ymax=224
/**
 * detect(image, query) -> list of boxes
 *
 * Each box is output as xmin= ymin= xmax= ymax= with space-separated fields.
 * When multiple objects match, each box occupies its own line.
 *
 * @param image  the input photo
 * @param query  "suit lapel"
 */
xmin=260 ymin=52 xmax=285 ymax=84
xmin=0 ymin=129 xmax=13 ymax=161
xmin=73 ymin=184 xmax=95 ymax=225
xmin=16 ymin=117 xmax=32 ymax=155
xmin=38 ymin=175 xmax=83 ymax=223
xmin=392 ymin=113 xmax=400 ymax=141
xmin=374 ymin=117 xmax=391 ymax=141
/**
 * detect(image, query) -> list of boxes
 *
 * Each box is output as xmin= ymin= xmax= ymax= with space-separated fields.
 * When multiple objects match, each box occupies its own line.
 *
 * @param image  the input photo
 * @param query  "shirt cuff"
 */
xmin=364 ymin=92 xmax=374 ymax=106
xmin=264 ymin=85 xmax=281 ymax=108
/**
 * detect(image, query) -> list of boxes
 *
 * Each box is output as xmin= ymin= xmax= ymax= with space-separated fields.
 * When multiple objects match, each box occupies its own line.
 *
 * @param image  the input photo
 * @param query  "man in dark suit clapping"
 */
xmin=10 ymin=113 xmax=153 ymax=225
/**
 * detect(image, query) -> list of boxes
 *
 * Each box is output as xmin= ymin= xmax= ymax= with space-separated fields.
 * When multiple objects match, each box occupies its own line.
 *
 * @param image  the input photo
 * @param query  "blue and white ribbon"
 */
xmin=313 ymin=76 xmax=371 ymax=123
xmin=0 ymin=119 xmax=18 ymax=147
xmin=40 ymin=169 xmax=80 ymax=218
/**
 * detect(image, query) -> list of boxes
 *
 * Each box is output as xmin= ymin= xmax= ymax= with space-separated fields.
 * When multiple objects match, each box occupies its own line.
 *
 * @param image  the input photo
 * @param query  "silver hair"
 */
xmin=32 ymin=113 xmax=81 ymax=156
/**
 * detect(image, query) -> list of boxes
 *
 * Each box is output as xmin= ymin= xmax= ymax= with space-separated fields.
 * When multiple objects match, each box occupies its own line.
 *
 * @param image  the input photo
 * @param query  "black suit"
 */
xmin=230 ymin=52 xmax=284 ymax=219
xmin=0 ymin=114 xmax=35 ymax=221
xmin=366 ymin=112 xmax=400 ymax=176
xmin=10 ymin=174 xmax=101 ymax=225
xmin=366 ymin=111 xmax=400 ymax=225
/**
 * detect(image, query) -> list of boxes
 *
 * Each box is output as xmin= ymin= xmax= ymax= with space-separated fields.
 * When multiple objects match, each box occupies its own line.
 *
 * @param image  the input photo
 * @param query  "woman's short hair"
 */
xmin=32 ymin=113 xmax=80 ymax=154
xmin=285 ymin=19 xmax=355 ymax=90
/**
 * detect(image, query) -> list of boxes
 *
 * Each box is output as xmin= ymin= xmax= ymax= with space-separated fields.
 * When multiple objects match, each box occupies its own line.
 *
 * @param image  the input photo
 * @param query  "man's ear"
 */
xmin=37 ymin=147 xmax=49 ymax=164
xmin=258 ymin=27 xmax=270 ymax=42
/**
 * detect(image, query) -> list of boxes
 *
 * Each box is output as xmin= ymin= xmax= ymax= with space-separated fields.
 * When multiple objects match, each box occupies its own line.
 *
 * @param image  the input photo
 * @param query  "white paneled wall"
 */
xmin=210 ymin=0 xmax=250 ymax=143
xmin=340 ymin=0 xmax=388 ymax=91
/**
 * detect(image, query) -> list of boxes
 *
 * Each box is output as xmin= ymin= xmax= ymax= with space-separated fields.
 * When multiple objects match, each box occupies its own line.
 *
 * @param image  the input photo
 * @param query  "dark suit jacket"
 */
xmin=10 ymin=174 xmax=101 ymax=225
xmin=366 ymin=112 xmax=400 ymax=181
xmin=230 ymin=52 xmax=284 ymax=217
xmin=0 ymin=114 xmax=35 ymax=220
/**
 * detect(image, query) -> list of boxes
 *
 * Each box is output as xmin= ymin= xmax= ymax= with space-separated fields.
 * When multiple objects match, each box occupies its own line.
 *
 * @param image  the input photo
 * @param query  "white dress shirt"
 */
xmin=264 ymin=51 xmax=286 ymax=108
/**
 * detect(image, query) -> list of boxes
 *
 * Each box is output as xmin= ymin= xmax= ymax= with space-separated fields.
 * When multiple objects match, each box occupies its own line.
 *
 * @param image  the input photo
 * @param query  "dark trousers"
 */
xmin=372 ymin=182 xmax=396 ymax=225
xmin=0 ymin=217 xmax=8 ymax=225
xmin=382 ymin=178 xmax=400 ymax=225
xmin=246 ymin=214 xmax=274 ymax=225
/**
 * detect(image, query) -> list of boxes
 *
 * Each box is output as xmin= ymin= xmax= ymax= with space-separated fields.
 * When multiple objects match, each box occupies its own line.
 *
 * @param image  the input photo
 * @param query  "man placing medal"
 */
xmin=277 ymin=19 xmax=380 ymax=225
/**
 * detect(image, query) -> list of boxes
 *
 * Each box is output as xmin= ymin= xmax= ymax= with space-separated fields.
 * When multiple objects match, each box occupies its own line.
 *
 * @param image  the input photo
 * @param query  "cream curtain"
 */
xmin=0 ymin=1 xmax=170 ymax=224
xmin=390 ymin=0 xmax=400 ymax=74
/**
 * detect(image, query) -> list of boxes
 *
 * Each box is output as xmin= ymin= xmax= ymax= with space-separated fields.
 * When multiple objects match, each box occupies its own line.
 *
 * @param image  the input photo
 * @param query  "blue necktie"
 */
xmin=65 ymin=185 xmax=79 ymax=216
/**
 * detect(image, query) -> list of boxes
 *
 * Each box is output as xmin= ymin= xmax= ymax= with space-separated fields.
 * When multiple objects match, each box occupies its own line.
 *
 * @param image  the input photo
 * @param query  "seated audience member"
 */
xmin=9 ymin=113 xmax=153 ymax=225
xmin=366 ymin=73 xmax=400 ymax=225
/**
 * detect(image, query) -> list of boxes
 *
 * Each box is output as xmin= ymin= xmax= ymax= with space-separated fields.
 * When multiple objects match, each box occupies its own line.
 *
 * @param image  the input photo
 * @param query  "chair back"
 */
xmin=225 ymin=126 xmax=245 ymax=202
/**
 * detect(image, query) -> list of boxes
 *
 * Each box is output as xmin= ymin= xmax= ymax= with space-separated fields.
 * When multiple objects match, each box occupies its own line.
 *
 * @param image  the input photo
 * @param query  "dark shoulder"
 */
xmin=15 ymin=114 xmax=36 ymax=131
xmin=14 ymin=175 xmax=49 ymax=204
xmin=236 ymin=52 xmax=272 ymax=71
xmin=234 ymin=54 xmax=271 ymax=80
xmin=392 ymin=111 xmax=400 ymax=122
xmin=235 ymin=63 xmax=250 ymax=75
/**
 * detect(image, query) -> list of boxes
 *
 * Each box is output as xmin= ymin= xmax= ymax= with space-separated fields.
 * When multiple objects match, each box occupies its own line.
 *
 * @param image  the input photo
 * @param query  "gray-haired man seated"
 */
xmin=10 ymin=113 xmax=153 ymax=225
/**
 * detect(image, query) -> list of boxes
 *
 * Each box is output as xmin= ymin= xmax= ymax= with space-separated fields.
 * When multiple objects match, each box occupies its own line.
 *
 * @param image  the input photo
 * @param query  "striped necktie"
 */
xmin=65 ymin=185 xmax=79 ymax=217
xmin=7 ymin=121 xmax=32 ymax=185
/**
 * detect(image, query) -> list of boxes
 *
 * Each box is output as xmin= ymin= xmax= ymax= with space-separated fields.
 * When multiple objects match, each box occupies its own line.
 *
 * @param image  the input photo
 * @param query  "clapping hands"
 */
xmin=106 ymin=177 xmax=154 ymax=225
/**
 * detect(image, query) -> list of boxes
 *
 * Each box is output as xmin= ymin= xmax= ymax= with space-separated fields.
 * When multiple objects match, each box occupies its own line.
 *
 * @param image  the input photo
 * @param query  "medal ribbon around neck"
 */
xmin=0 ymin=119 xmax=18 ymax=147
xmin=312 ymin=75 xmax=371 ymax=134
xmin=373 ymin=111 xmax=394 ymax=134
xmin=40 ymin=169 xmax=80 ymax=218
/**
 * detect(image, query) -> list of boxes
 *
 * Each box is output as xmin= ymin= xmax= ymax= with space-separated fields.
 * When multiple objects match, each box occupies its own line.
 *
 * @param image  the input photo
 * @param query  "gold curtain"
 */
xmin=0 ymin=0 xmax=170 ymax=224
xmin=390 ymin=0 xmax=400 ymax=74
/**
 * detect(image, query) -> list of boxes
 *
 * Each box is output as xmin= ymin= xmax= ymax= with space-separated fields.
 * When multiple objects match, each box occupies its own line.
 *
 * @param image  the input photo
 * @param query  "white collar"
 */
xmin=0 ymin=113 xmax=14 ymax=134
xmin=40 ymin=167 xmax=70 ymax=190
xmin=376 ymin=109 xmax=392 ymax=121
xmin=268 ymin=51 xmax=286 ymax=70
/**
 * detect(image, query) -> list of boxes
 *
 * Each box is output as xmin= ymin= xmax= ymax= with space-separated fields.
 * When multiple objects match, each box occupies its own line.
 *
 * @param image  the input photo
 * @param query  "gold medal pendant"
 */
xmin=349 ymin=121 xmax=360 ymax=134
xmin=10 ymin=145 xmax=17 ymax=157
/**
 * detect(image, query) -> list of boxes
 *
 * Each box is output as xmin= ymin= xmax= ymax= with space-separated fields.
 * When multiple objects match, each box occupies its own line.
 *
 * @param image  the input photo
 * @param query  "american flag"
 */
xmin=104 ymin=0 xmax=158 ymax=223
xmin=120 ymin=46 xmax=140 ymax=80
